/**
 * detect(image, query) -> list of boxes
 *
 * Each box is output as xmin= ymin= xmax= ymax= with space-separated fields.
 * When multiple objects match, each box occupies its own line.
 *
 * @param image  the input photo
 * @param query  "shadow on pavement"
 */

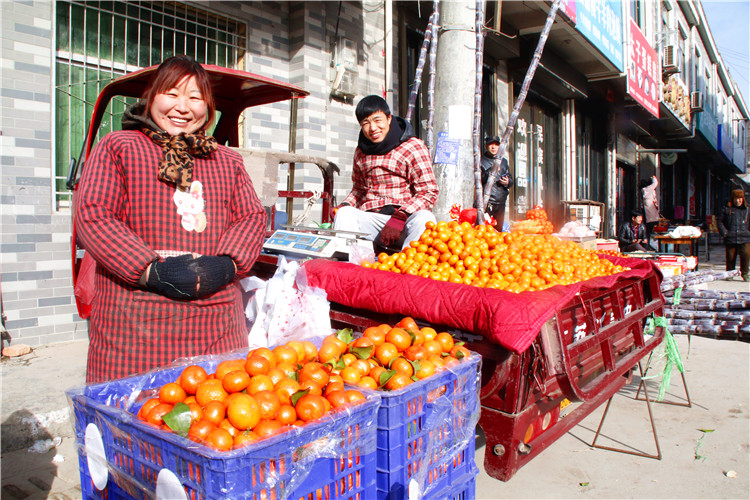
xmin=1 ymin=409 xmax=57 ymax=499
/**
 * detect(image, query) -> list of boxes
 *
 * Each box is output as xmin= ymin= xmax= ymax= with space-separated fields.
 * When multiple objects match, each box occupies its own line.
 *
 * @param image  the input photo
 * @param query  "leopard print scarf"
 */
xmin=141 ymin=128 xmax=217 ymax=189
xmin=122 ymin=100 xmax=217 ymax=189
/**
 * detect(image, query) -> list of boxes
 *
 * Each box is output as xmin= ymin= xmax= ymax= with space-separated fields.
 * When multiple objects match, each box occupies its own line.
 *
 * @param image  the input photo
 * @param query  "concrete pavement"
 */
xmin=1 ymin=247 xmax=748 ymax=499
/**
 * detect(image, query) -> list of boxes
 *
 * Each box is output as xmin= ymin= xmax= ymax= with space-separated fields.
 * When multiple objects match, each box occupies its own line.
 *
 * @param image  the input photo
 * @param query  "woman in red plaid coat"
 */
xmin=76 ymin=56 xmax=266 ymax=382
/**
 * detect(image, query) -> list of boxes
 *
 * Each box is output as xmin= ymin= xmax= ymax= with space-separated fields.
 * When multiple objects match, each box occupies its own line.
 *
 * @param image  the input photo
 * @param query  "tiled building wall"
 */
xmin=1 ymin=0 xmax=87 ymax=345
xmin=1 ymin=0 xmax=390 ymax=347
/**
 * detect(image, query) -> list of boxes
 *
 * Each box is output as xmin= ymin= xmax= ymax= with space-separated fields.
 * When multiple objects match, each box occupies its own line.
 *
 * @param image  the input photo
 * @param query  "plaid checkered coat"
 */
xmin=76 ymin=130 xmax=266 ymax=382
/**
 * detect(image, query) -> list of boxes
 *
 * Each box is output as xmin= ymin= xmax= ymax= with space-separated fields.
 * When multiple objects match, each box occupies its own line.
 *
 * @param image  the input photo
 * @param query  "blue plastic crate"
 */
xmin=67 ymin=356 xmax=379 ymax=500
xmin=375 ymin=355 xmax=481 ymax=500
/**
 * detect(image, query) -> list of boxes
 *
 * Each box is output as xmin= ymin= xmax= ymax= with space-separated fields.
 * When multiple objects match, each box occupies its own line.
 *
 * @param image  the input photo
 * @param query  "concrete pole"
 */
xmin=431 ymin=1 xmax=478 ymax=222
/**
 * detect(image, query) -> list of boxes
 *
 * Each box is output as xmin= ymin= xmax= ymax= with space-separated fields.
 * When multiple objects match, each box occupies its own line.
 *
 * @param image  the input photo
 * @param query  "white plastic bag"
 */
xmin=240 ymin=256 xmax=331 ymax=347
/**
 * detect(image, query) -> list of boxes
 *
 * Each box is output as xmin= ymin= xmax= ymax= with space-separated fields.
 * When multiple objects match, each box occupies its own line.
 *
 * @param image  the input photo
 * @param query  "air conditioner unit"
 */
xmin=690 ymin=91 xmax=704 ymax=112
xmin=663 ymin=45 xmax=678 ymax=75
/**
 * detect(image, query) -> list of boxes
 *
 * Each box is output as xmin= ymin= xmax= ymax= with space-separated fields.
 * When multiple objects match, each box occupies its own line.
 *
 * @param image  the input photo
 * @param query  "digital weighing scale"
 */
xmin=263 ymin=226 xmax=373 ymax=260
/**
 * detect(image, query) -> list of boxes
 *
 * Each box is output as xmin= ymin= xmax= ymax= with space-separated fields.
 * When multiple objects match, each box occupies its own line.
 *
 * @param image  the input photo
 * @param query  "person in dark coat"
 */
xmin=75 ymin=56 xmax=267 ymax=382
xmin=717 ymin=189 xmax=750 ymax=281
xmin=619 ymin=210 xmax=652 ymax=252
xmin=480 ymin=136 xmax=513 ymax=230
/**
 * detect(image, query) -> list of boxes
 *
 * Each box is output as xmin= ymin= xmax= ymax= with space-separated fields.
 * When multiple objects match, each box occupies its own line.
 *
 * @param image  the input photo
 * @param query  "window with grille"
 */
xmin=54 ymin=0 xmax=247 ymax=209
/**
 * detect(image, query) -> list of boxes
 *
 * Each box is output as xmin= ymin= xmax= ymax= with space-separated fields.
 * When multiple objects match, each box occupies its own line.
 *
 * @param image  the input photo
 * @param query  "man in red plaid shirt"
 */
xmin=333 ymin=95 xmax=438 ymax=251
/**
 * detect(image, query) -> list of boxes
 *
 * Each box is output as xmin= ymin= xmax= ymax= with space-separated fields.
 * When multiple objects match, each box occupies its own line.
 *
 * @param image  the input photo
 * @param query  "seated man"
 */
xmin=333 ymin=95 xmax=438 ymax=251
xmin=619 ymin=210 xmax=653 ymax=252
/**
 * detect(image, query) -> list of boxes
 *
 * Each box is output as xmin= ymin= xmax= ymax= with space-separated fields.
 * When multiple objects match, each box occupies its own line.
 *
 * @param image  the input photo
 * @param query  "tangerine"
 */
xmin=374 ymin=342 xmax=399 ymax=366
xmin=188 ymin=419 xmax=216 ymax=443
xmin=254 ymin=419 xmax=284 ymax=439
xmin=226 ymin=393 xmax=261 ymax=431
xmin=222 ymin=370 xmax=251 ymax=393
xmin=275 ymin=404 xmax=297 ymax=425
xmin=202 ymin=400 xmax=227 ymax=425
xmin=245 ymin=355 xmax=271 ymax=376
xmin=179 ymin=365 xmax=209 ymax=395
xmin=295 ymin=394 xmax=327 ymax=422
xmin=386 ymin=328 xmax=412 ymax=352
xmin=233 ymin=430 xmax=259 ymax=447
xmin=205 ymin=427 xmax=233 ymax=451
xmin=159 ymin=382 xmax=187 ymax=405
xmin=195 ymin=381 xmax=228 ymax=407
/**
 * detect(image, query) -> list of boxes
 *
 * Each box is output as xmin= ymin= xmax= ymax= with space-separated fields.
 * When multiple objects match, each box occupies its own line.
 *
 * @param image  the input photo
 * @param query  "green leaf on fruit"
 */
xmin=291 ymin=388 xmax=310 ymax=407
xmin=350 ymin=345 xmax=374 ymax=360
xmin=163 ymin=402 xmax=191 ymax=437
xmin=337 ymin=328 xmax=354 ymax=344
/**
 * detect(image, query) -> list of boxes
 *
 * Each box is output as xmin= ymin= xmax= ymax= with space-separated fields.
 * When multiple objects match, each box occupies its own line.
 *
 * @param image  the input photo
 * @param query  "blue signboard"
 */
xmin=696 ymin=99 xmax=718 ymax=150
xmin=575 ymin=0 xmax=624 ymax=71
xmin=717 ymin=123 xmax=732 ymax=161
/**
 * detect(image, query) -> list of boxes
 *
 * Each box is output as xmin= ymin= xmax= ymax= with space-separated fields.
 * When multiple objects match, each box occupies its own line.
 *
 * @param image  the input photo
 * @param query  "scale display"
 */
xmin=263 ymin=230 xmax=338 ymax=258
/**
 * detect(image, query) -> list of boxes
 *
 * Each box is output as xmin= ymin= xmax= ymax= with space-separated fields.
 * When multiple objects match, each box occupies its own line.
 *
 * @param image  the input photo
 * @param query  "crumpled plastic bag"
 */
xmin=666 ymin=225 xmax=701 ymax=238
xmin=241 ymin=256 xmax=331 ymax=347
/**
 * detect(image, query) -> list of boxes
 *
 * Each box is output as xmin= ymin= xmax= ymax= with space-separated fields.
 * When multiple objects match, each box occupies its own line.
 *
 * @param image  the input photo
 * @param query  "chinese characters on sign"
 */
xmin=516 ymin=118 xmax=528 ymax=214
xmin=575 ymin=0 xmax=624 ymax=71
xmin=627 ymin=19 xmax=659 ymax=118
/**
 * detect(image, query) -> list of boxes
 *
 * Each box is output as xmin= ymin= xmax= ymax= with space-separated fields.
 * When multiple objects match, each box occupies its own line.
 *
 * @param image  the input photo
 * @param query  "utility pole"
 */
xmin=432 ymin=1 xmax=477 ymax=222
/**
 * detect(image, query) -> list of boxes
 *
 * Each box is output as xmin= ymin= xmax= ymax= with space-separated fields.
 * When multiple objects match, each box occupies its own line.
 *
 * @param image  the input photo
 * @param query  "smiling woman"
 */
xmin=74 ymin=55 xmax=267 ymax=383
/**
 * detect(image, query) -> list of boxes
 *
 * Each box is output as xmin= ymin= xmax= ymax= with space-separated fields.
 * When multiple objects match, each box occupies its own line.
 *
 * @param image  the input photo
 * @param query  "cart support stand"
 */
xmin=591 ymin=362 xmax=662 ymax=460
xmin=634 ymin=351 xmax=692 ymax=408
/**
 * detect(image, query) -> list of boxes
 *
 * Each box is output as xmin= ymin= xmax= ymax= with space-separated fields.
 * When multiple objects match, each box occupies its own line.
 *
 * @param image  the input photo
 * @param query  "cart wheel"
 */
xmin=84 ymin=423 xmax=108 ymax=490
xmin=156 ymin=469 xmax=188 ymax=500
xmin=492 ymin=444 xmax=505 ymax=456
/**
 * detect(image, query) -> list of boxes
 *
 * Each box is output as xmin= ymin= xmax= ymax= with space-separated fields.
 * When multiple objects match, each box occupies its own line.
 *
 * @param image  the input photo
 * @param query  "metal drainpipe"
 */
xmin=286 ymin=97 xmax=299 ymax=219
xmin=385 ymin=0 xmax=393 ymax=108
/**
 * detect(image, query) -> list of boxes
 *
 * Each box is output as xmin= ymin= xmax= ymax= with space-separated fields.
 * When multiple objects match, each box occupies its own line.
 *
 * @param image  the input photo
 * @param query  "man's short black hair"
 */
xmin=631 ymin=209 xmax=643 ymax=219
xmin=356 ymin=95 xmax=391 ymax=122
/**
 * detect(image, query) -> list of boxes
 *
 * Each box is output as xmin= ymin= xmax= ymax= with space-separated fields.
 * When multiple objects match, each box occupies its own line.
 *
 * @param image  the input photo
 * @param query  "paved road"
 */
xmin=2 ymin=270 xmax=748 ymax=499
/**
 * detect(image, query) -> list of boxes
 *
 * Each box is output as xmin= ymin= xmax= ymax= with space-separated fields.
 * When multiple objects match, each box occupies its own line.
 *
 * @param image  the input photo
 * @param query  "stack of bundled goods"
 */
xmin=362 ymin=220 xmax=627 ymax=292
xmin=661 ymin=270 xmax=749 ymax=341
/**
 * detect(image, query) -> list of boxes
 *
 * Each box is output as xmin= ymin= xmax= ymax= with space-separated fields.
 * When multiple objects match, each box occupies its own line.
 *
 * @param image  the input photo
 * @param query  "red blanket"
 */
xmin=301 ymin=256 xmax=660 ymax=354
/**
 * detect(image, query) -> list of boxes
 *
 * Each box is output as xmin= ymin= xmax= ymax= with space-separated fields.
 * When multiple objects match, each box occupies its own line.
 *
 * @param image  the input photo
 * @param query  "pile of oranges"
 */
xmin=361 ymin=221 xmax=627 ymax=293
xmin=509 ymin=205 xmax=554 ymax=234
xmin=135 ymin=318 xmax=468 ymax=451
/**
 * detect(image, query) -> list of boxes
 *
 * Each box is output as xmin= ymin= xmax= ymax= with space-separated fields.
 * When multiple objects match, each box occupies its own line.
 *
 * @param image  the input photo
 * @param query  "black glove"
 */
xmin=146 ymin=255 xmax=235 ymax=300
xmin=193 ymin=255 xmax=236 ymax=297
xmin=146 ymin=254 xmax=201 ymax=299
xmin=378 ymin=209 xmax=408 ymax=247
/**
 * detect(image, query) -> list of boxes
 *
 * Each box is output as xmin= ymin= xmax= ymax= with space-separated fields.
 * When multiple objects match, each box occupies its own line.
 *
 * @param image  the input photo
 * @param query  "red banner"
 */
xmin=627 ymin=20 xmax=659 ymax=118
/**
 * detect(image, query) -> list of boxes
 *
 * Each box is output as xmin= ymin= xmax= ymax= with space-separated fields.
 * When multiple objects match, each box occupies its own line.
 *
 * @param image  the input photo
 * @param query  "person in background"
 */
xmin=75 ymin=55 xmax=267 ymax=382
xmin=639 ymin=175 xmax=660 ymax=241
xmin=619 ymin=210 xmax=652 ymax=252
xmin=480 ymin=135 xmax=513 ymax=230
xmin=717 ymin=189 xmax=750 ymax=282
xmin=333 ymin=95 xmax=438 ymax=252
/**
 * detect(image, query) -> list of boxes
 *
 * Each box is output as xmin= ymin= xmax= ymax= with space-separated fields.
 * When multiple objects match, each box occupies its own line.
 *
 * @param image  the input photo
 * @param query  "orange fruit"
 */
xmin=234 ymin=430 xmax=260 ymax=447
xmin=449 ymin=345 xmax=472 ymax=360
xmin=318 ymin=342 xmax=343 ymax=364
xmin=404 ymin=345 xmax=428 ymax=361
xmin=328 ymin=374 xmax=344 ymax=386
xmin=266 ymin=367 xmax=286 ymax=385
xmin=274 ymin=378 xmax=301 ymax=405
xmin=249 ymin=347 xmax=276 ymax=368
xmin=323 ymin=334 xmax=348 ymax=354
xmin=375 ymin=342 xmax=399 ymax=367
xmin=295 ymin=394 xmax=327 ymax=422
xmin=341 ymin=353 xmax=357 ymax=367
xmin=324 ymin=381 xmax=346 ymax=396
xmin=218 ymin=418 xmax=239 ymax=437
xmin=245 ymin=355 xmax=271 ymax=376
xmin=205 ymin=427 xmax=233 ymax=451
xmin=159 ymin=382 xmax=187 ymax=405
xmin=421 ymin=327 xmax=438 ymax=342
xmin=273 ymin=345 xmax=299 ymax=365
xmin=179 ymin=365 xmax=209 ymax=395
xmin=301 ymin=341 xmax=318 ymax=363
xmin=184 ymin=395 xmax=197 ymax=405
xmin=326 ymin=390 xmax=348 ymax=409
xmin=415 ymin=360 xmax=436 ymax=379
xmin=254 ymin=390 xmax=281 ymax=420
xmin=247 ymin=374 xmax=275 ymax=396
xmin=187 ymin=402 xmax=203 ymax=423
xmin=254 ymin=419 xmax=284 ymax=439
xmin=275 ymin=361 xmax=298 ymax=379
xmin=340 ymin=366 xmax=362 ymax=384
xmin=391 ymin=357 xmax=415 ymax=377
xmin=202 ymin=400 xmax=227 ymax=426
xmin=424 ymin=340 xmax=443 ymax=356
xmin=195 ymin=381 xmax=228 ymax=407
xmin=222 ymin=370 xmax=251 ymax=393
xmin=188 ymin=420 xmax=216 ymax=443
xmin=385 ymin=372 xmax=413 ymax=391
xmin=357 ymin=376 xmax=377 ymax=390
xmin=286 ymin=341 xmax=306 ymax=363
xmin=298 ymin=362 xmax=330 ymax=387
xmin=344 ymin=389 xmax=366 ymax=404
xmin=146 ymin=403 xmax=174 ymax=427
xmin=215 ymin=359 xmax=245 ymax=380
xmin=395 ymin=316 xmax=419 ymax=332
xmin=299 ymin=379 xmax=324 ymax=397
xmin=349 ymin=336 xmax=375 ymax=355
xmin=386 ymin=328 xmax=412 ymax=352
xmin=435 ymin=332 xmax=455 ymax=353
xmin=362 ymin=326 xmax=386 ymax=346
xmin=137 ymin=398 xmax=161 ymax=421
xmin=275 ymin=404 xmax=297 ymax=425
xmin=226 ymin=393 xmax=261 ymax=431
xmin=368 ymin=366 xmax=388 ymax=386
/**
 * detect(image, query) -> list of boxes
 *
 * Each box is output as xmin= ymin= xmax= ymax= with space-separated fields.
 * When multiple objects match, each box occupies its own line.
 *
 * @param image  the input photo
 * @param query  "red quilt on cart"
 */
xmin=301 ymin=256 xmax=660 ymax=354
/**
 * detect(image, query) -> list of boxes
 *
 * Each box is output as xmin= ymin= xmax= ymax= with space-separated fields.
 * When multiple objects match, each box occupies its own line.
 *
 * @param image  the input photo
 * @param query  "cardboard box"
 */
xmin=596 ymin=239 xmax=619 ymax=251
